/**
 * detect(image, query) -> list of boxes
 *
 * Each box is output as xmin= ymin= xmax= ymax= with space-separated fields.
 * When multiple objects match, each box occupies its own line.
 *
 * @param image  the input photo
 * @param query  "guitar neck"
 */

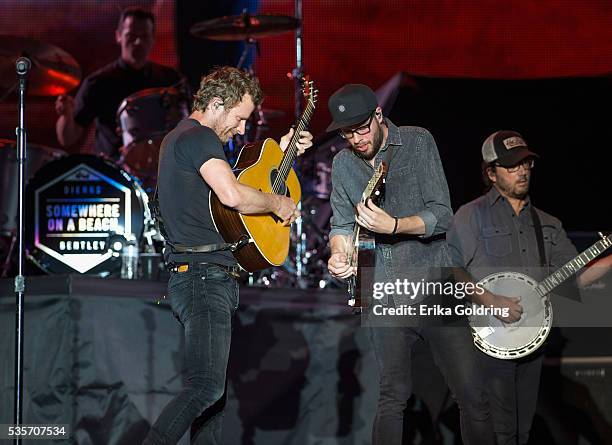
xmin=347 ymin=163 xmax=386 ymax=267
xmin=348 ymin=224 xmax=360 ymax=267
xmin=537 ymin=234 xmax=612 ymax=294
xmin=274 ymin=101 xmax=315 ymax=190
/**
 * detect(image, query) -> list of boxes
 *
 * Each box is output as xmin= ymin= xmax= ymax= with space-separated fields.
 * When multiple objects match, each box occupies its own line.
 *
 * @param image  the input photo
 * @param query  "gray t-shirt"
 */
xmin=157 ymin=118 xmax=235 ymax=265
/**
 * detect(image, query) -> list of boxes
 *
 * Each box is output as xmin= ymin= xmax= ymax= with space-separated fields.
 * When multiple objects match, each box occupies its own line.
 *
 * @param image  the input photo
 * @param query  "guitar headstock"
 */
xmin=301 ymin=75 xmax=318 ymax=108
xmin=361 ymin=161 xmax=388 ymax=203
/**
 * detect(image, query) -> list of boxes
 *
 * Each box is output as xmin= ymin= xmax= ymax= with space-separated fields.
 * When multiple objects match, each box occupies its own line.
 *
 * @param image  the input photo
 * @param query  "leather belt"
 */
xmin=167 ymin=261 xmax=241 ymax=279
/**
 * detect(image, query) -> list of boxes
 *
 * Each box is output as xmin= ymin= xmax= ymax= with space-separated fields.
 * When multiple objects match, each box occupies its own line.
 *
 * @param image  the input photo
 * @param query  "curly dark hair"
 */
xmin=192 ymin=67 xmax=263 ymax=113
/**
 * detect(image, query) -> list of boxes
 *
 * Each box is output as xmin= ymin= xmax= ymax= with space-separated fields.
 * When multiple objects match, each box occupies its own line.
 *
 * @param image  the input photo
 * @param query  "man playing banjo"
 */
xmin=447 ymin=130 xmax=612 ymax=444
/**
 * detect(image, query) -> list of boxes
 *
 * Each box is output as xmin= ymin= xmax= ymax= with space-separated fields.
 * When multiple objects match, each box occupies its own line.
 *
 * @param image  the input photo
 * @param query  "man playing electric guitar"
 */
xmin=326 ymin=84 xmax=495 ymax=445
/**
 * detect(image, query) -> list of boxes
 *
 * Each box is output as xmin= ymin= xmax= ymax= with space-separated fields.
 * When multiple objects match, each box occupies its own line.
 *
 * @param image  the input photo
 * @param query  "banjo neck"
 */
xmin=537 ymin=233 xmax=612 ymax=296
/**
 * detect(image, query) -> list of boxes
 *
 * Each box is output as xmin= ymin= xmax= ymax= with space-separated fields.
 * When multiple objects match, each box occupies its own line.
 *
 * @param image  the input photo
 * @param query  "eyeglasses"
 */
xmin=495 ymin=158 xmax=535 ymax=173
xmin=339 ymin=112 xmax=375 ymax=139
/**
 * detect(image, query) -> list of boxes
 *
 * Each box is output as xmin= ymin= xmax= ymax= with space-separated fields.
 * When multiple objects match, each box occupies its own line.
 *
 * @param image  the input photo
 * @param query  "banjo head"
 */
xmin=470 ymin=271 xmax=552 ymax=359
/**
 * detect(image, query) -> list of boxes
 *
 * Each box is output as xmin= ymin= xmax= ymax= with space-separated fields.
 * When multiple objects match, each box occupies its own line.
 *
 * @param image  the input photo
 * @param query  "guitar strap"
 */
xmin=530 ymin=204 xmax=547 ymax=267
xmin=150 ymin=186 xmax=247 ymax=255
xmin=377 ymin=143 xmax=393 ymax=208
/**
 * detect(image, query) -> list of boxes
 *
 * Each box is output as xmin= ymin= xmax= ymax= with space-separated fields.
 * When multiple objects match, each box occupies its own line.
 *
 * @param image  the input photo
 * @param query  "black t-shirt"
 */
xmin=74 ymin=58 xmax=181 ymax=158
xmin=157 ymin=118 xmax=236 ymax=265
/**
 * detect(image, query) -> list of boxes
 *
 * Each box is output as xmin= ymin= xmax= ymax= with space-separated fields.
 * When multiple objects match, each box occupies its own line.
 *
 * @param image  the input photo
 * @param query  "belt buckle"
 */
xmin=170 ymin=263 xmax=189 ymax=273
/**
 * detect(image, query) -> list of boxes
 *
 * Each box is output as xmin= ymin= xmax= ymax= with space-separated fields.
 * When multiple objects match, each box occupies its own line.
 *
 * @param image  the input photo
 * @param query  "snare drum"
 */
xmin=117 ymin=87 xmax=189 ymax=188
xmin=0 ymin=139 xmax=66 ymax=234
xmin=26 ymin=155 xmax=151 ymax=275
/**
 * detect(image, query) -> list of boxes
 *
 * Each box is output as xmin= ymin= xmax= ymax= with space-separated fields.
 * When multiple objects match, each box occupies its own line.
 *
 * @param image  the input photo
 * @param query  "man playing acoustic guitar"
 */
xmin=144 ymin=67 xmax=312 ymax=444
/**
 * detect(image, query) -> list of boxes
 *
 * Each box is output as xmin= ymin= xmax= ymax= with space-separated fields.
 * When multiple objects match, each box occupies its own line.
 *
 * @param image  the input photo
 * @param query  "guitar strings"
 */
xmin=272 ymin=101 xmax=315 ymax=194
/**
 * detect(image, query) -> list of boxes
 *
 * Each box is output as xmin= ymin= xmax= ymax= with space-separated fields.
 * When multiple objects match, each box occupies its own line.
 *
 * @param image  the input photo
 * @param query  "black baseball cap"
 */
xmin=326 ymin=84 xmax=378 ymax=132
xmin=482 ymin=130 xmax=539 ymax=167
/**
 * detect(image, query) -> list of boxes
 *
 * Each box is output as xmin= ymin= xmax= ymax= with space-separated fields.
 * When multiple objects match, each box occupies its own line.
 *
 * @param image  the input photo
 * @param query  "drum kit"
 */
xmin=0 ymin=13 xmax=338 ymax=288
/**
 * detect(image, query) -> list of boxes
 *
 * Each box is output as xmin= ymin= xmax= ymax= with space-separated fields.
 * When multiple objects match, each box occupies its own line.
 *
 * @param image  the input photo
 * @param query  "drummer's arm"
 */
xmin=56 ymin=115 xmax=85 ymax=147
xmin=55 ymin=94 xmax=85 ymax=147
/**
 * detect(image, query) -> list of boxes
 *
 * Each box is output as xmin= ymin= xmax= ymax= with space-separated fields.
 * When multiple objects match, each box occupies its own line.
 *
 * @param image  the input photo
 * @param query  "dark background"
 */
xmin=2 ymin=2 xmax=612 ymax=443
xmin=1 ymin=0 xmax=611 ymax=230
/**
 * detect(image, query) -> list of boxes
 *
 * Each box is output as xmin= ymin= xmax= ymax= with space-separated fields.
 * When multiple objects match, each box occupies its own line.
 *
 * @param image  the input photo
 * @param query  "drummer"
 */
xmin=54 ymin=7 xmax=183 ymax=159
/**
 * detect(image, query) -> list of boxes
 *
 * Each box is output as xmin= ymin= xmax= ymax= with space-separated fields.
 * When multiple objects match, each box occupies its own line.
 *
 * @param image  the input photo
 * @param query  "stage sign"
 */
xmin=27 ymin=155 xmax=146 ymax=275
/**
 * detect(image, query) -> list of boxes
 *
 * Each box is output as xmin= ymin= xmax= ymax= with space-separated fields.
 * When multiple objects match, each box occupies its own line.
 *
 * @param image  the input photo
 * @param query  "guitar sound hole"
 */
xmin=270 ymin=169 xmax=289 ymax=197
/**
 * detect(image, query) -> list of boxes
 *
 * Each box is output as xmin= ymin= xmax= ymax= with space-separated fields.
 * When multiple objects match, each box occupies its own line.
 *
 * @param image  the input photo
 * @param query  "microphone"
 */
xmin=15 ymin=57 xmax=31 ymax=77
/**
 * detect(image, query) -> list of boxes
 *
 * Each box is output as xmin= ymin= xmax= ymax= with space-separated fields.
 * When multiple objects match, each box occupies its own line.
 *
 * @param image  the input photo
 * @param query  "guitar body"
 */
xmin=348 ymin=231 xmax=376 ymax=309
xmin=210 ymin=138 xmax=301 ymax=272
xmin=347 ymin=162 xmax=388 ymax=310
xmin=470 ymin=271 xmax=552 ymax=359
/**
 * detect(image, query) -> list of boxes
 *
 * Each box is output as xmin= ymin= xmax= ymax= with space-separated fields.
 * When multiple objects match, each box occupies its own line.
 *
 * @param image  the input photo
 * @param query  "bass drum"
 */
xmin=26 ymin=155 xmax=150 ymax=275
xmin=0 ymin=139 xmax=66 ymax=234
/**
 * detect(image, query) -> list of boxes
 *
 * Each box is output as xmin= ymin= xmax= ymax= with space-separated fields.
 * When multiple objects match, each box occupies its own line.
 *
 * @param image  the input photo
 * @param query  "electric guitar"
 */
xmin=347 ymin=161 xmax=388 ymax=309
xmin=210 ymin=78 xmax=318 ymax=272
xmin=470 ymin=232 xmax=612 ymax=359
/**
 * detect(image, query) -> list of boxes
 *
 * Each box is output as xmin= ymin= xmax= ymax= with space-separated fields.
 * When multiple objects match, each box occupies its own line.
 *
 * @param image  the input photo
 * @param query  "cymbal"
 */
xmin=0 ymin=35 xmax=81 ymax=96
xmin=190 ymin=13 xmax=299 ymax=41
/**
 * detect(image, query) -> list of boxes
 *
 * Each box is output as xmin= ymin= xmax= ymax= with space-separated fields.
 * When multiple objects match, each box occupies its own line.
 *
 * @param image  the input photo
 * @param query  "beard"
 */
xmin=219 ymin=131 xmax=233 ymax=144
xmin=496 ymin=173 xmax=531 ymax=199
xmin=354 ymin=120 xmax=384 ymax=160
xmin=209 ymin=115 xmax=233 ymax=143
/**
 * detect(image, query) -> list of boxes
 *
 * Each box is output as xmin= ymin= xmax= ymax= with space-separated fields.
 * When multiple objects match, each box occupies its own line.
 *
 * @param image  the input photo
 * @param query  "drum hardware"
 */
xmin=1 ymin=139 xmax=67 ymax=236
xmin=0 ymin=233 xmax=17 ymax=278
xmin=189 ymin=12 xmax=299 ymax=41
xmin=139 ymin=252 xmax=166 ymax=281
xmin=256 ymin=107 xmax=285 ymax=124
xmin=0 ymin=35 xmax=81 ymax=97
xmin=116 ymin=86 xmax=189 ymax=190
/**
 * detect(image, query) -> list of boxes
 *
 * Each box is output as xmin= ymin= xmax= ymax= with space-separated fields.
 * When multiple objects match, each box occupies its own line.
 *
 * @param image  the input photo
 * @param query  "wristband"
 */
xmin=391 ymin=217 xmax=399 ymax=235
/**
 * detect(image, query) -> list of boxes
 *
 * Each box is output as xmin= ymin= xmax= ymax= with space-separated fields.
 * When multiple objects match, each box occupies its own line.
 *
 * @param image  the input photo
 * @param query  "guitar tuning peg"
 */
xmin=599 ymin=231 xmax=605 ymax=239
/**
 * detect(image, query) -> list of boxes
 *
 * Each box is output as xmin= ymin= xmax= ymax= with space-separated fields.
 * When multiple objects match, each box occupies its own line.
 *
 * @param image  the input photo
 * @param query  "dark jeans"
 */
xmin=143 ymin=264 xmax=239 ymax=445
xmin=369 ymin=323 xmax=495 ymax=445
xmin=478 ymin=351 xmax=544 ymax=445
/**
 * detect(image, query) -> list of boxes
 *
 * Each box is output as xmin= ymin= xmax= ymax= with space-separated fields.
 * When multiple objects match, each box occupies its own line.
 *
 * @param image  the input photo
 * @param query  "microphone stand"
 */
xmin=14 ymin=56 xmax=31 ymax=445
xmin=292 ymin=0 xmax=307 ymax=288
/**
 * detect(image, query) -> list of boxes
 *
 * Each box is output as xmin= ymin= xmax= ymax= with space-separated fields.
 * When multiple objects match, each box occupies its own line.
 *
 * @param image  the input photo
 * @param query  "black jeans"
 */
xmin=478 ymin=352 xmax=544 ymax=445
xmin=369 ymin=323 xmax=495 ymax=445
xmin=143 ymin=264 xmax=239 ymax=445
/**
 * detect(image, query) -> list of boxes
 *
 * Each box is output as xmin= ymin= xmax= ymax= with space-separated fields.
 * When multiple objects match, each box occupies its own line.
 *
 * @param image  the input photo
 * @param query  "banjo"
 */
xmin=470 ymin=232 xmax=612 ymax=359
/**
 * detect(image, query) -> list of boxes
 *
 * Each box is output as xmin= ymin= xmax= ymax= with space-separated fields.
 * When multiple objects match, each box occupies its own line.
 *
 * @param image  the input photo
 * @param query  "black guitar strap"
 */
xmin=150 ymin=186 xmax=246 ymax=254
xmin=530 ymin=205 xmax=547 ymax=267
xmin=377 ymin=142 xmax=393 ymax=208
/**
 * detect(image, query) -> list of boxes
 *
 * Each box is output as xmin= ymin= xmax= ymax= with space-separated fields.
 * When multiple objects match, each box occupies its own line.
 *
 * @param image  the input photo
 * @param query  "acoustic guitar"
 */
xmin=347 ymin=161 xmax=388 ymax=310
xmin=210 ymin=79 xmax=317 ymax=272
